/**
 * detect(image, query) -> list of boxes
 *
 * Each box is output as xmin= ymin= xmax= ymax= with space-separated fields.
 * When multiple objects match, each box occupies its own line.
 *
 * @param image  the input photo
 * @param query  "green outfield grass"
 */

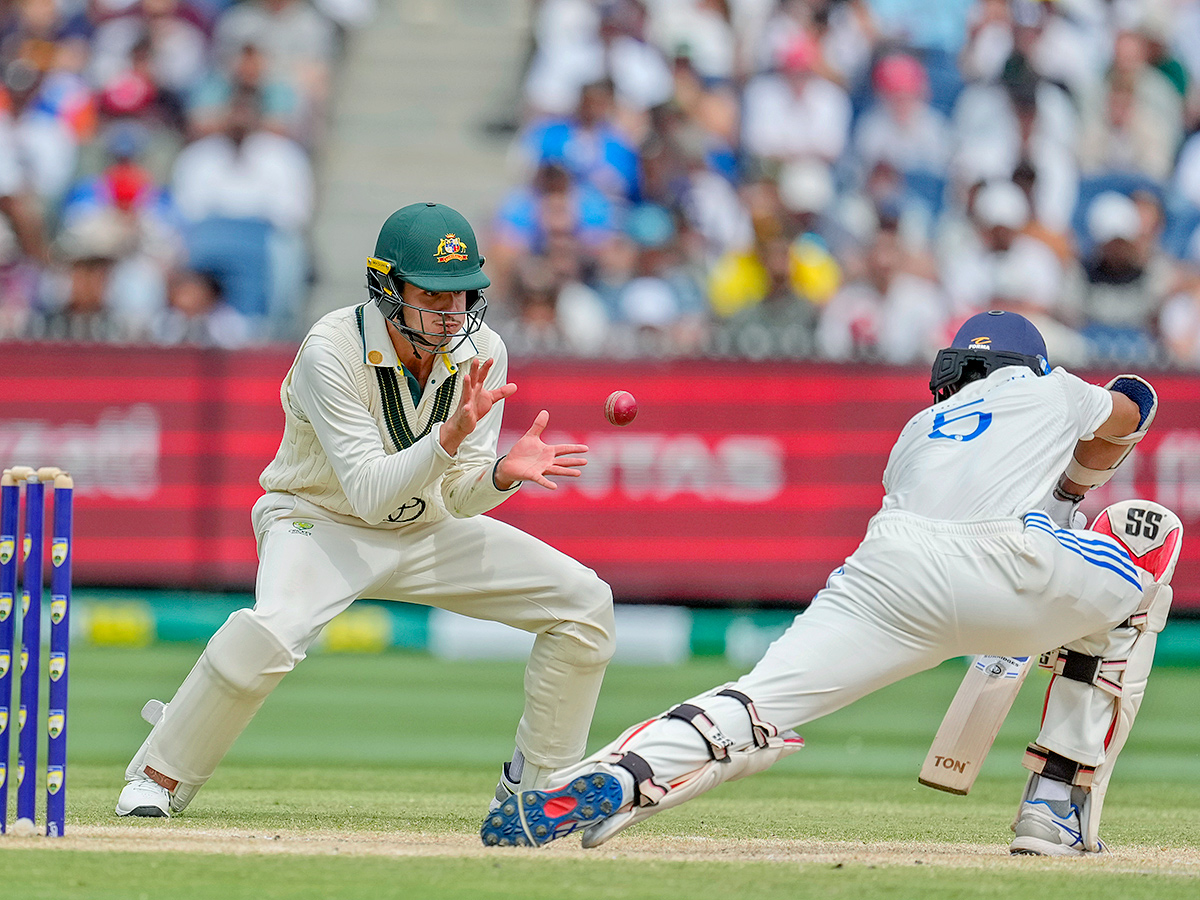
xmin=3 ymin=644 xmax=1199 ymax=898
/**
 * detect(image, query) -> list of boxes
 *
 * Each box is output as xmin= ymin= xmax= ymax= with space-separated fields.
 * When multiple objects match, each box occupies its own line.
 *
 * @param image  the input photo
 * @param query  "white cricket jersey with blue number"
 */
xmin=723 ymin=364 xmax=1145 ymax=773
xmin=881 ymin=366 xmax=1113 ymax=521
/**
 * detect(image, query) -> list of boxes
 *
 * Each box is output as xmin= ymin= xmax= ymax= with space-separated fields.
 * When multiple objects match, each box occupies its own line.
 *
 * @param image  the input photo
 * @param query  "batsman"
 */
xmin=482 ymin=310 xmax=1183 ymax=857
xmin=116 ymin=202 xmax=615 ymax=818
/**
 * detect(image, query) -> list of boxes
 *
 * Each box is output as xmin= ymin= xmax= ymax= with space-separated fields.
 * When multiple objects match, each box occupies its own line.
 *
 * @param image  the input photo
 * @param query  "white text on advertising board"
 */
xmin=502 ymin=431 xmax=785 ymax=503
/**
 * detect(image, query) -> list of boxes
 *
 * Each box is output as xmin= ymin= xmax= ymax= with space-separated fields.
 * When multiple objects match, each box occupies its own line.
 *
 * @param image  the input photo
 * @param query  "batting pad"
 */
xmin=140 ymin=610 xmax=297 ymax=806
xmin=580 ymin=733 xmax=803 ymax=848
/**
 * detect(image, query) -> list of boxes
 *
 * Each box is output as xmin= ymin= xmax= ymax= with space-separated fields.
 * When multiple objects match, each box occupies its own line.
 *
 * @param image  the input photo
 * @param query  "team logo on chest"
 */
xmin=436 ymin=233 xmax=469 ymax=263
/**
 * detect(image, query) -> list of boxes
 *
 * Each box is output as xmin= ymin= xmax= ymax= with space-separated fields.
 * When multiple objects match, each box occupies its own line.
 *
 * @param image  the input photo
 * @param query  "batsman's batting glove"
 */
xmin=1042 ymin=481 xmax=1087 ymax=530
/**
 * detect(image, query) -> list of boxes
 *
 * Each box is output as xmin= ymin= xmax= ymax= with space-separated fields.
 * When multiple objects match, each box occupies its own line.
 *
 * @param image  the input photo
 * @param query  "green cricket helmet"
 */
xmin=366 ymin=202 xmax=490 ymax=352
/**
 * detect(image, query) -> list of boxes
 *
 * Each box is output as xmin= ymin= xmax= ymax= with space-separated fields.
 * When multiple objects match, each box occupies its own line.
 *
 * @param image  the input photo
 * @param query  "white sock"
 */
xmin=1032 ymin=775 xmax=1072 ymax=803
xmin=507 ymin=748 xmax=525 ymax=782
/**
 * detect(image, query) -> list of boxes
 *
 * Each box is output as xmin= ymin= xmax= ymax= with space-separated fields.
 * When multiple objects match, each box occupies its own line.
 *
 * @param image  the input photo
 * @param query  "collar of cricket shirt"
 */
xmin=359 ymin=300 xmax=480 ymax=380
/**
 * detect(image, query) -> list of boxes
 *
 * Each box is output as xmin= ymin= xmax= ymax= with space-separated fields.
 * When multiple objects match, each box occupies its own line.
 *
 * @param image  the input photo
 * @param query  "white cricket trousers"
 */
xmin=738 ymin=510 xmax=1145 ymax=731
xmin=140 ymin=493 xmax=614 ymax=793
xmin=612 ymin=510 xmax=1148 ymax=788
xmin=249 ymin=494 xmax=615 ymax=768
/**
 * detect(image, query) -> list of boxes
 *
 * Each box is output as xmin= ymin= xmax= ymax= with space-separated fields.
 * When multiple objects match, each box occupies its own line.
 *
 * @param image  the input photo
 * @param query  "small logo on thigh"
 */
xmin=288 ymin=521 xmax=315 ymax=536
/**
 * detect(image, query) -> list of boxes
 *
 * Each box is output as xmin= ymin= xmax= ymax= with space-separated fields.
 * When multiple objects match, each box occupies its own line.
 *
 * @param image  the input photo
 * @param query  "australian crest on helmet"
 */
xmin=436 ymin=234 xmax=469 ymax=263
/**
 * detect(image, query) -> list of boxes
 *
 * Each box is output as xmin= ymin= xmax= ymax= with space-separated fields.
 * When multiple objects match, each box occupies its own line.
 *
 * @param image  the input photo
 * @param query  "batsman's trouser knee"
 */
xmin=515 ymin=579 xmax=615 ymax=779
xmin=129 ymin=609 xmax=298 ymax=811
xmin=1019 ymin=578 xmax=1173 ymax=851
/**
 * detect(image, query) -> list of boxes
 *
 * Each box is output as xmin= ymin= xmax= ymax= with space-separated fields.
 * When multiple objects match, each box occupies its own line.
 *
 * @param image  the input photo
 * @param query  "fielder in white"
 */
xmin=482 ymin=310 xmax=1183 ymax=856
xmin=117 ymin=202 xmax=615 ymax=817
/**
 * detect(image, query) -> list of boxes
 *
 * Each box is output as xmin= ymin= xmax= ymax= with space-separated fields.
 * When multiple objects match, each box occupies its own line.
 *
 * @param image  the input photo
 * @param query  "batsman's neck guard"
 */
xmin=929 ymin=347 xmax=1049 ymax=402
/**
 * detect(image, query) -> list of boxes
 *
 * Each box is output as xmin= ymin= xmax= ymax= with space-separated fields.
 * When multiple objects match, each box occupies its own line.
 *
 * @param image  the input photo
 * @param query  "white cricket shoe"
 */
xmin=116 ymin=776 xmax=171 ymax=818
xmin=1010 ymin=798 xmax=1096 ymax=856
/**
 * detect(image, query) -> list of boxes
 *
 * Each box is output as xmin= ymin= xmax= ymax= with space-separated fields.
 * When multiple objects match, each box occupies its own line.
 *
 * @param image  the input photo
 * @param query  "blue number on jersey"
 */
xmin=929 ymin=398 xmax=992 ymax=442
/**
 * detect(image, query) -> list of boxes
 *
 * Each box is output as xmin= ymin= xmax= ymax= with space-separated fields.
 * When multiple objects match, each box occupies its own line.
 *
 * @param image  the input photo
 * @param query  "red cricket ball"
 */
xmin=604 ymin=390 xmax=638 ymax=426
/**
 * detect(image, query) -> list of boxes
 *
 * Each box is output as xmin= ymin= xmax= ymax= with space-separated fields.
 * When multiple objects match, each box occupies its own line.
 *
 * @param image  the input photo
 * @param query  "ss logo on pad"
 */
xmin=1125 ymin=507 xmax=1162 ymax=540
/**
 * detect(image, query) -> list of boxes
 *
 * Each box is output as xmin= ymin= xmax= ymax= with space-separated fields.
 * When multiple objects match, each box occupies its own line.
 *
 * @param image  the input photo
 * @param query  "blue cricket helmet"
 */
xmin=930 ymin=310 xmax=1050 ymax=402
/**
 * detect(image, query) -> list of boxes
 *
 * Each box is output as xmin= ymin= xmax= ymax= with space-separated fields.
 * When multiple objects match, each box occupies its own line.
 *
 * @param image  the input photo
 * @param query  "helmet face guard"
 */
xmin=929 ymin=347 xmax=1048 ymax=402
xmin=367 ymin=259 xmax=487 ymax=355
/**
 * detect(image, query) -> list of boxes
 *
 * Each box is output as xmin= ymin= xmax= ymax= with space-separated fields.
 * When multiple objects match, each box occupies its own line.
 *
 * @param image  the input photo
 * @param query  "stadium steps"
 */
xmin=307 ymin=0 xmax=529 ymax=323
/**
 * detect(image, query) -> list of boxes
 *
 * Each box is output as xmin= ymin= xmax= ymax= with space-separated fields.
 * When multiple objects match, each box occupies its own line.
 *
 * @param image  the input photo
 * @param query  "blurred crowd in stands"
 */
xmin=487 ymin=0 xmax=1200 ymax=369
xmin=0 ymin=0 xmax=371 ymax=347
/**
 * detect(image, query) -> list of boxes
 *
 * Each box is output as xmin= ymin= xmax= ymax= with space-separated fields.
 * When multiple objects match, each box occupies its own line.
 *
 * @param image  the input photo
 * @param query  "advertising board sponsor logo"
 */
xmin=503 ymin=432 xmax=785 ymax=503
xmin=0 ymin=404 xmax=160 ymax=499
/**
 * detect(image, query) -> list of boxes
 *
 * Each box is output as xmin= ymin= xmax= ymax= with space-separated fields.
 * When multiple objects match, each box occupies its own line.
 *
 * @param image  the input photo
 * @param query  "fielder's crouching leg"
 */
xmin=509 ymin=576 xmax=616 ymax=791
xmin=125 ymin=609 xmax=299 ymax=812
xmin=480 ymin=684 xmax=803 ymax=848
xmin=1011 ymin=500 xmax=1182 ymax=856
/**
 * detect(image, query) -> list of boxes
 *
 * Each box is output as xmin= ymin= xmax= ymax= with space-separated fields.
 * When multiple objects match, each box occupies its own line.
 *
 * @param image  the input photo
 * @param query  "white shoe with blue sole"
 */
xmin=481 ymin=772 xmax=624 ymax=847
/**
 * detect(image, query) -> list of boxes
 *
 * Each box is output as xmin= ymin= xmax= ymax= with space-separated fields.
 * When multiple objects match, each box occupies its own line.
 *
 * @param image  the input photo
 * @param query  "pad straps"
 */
xmin=1023 ymin=743 xmax=1096 ymax=788
xmin=664 ymin=689 xmax=778 ymax=760
xmin=716 ymin=688 xmax=778 ymax=749
xmin=1040 ymin=649 xmax=1126 ymax=698
xmin=665 ymin=704 xmax=735 ymax=761
xmin=610 ymin=752 xmax=669 ymax=808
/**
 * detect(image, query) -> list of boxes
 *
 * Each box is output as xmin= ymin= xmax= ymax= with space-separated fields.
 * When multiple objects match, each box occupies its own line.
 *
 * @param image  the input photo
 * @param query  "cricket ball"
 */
xmin=604 ymin=390 xmax=638 ymax=427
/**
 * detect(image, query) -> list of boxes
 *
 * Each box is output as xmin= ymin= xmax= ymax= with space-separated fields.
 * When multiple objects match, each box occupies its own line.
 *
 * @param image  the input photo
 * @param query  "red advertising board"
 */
xmin=3 ymin=342 xmax=1199 ymax=608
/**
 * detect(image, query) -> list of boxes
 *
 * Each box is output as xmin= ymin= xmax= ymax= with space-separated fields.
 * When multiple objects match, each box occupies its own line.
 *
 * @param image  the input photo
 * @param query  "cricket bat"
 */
xmin=918 ymin=654 xmax=1033 ymax=794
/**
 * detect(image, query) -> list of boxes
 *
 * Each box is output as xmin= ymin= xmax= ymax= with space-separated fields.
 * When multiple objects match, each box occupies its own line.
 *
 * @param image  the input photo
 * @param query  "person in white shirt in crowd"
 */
xmin=988 ymin=251 xmax=1088 ymax=369
xmin=960 ymin=0 xmax=1016 ymax=83
xmin=1159 ymin=260 xmax=1200 ymax=368
xmin=213 ymin=0 xmax=338 ymax=141
xmin=939 ymin=178 xmax=1064 ymax=323
xmin=852 ymin=51 xmax=952 ymax=181
xmin=89 ymin=0 xmax=210 ymax=109
xmin=1077 ymin=26 xmax=1182 ymax=183
xmin=522 ymin=0 xmax=672 ymax=121
xmin=817 ymin=220 xmax=945 ymax=364
xmin=171 ymin=86 xmax=313 ymax=337
xmin=4 ymin=60 xmax=82 ymax=208
xmin=740 ymin=30 xmax=851 ymax=167
xmin=646 ymin=0 xmax=737 ymax=84
xmin=950 ymin=67 xmax=1079 ymax=234
xmin=521 ymin=0 xmax=607 ymax=117
xmin=172 ymin=87 xmax=312 ymax=237
xmin=152 ymin=268 xmax=254 ymax=348
xmin=675 ymin=131 xmax=753 ymax=266
xmin=1071 ymin=189 xmax=1176 ymax=362
xmin=116 ymin=201 xmax=615 ymax=820
xmin=595 ymin=0 xmax=675 ymax=117
xmin=1018 ymin=0 xmax=1110 ymax=102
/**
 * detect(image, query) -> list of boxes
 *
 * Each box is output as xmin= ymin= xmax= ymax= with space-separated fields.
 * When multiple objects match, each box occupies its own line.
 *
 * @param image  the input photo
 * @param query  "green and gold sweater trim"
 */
xmin=357 ymin=304 xmax=460 ymax=451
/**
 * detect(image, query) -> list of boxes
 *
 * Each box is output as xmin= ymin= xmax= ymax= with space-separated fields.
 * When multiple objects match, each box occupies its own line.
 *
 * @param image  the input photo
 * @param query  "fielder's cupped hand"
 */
xmin=496 ymin=409 xmax=588 ymax=490
xmin=439 ymin=358 xmax=517 ymax=456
